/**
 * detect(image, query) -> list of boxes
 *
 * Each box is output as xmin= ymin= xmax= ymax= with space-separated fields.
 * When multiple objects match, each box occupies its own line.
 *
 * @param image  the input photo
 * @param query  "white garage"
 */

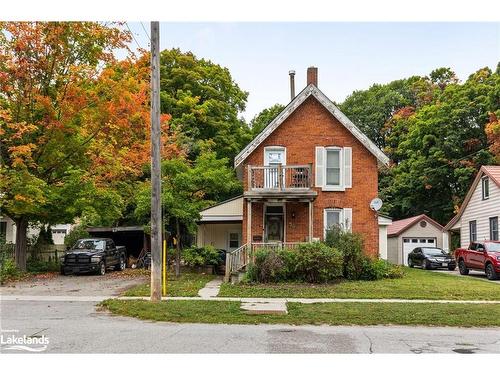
xmin=387 ymin=214 xmax=447 ymax=265
xmin=401 ymin=237 xmax=437 ymax=266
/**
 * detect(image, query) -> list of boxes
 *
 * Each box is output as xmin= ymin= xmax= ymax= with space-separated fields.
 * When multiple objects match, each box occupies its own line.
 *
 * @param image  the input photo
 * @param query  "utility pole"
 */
xmin=150 ymin=21 xmax=162 ymax=302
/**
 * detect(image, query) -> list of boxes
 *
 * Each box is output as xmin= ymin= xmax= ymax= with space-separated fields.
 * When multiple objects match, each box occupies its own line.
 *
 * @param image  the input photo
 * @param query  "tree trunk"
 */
xmin=14 ymin=217 xmax=28 ymax=271
xmin=175 ymin=218 xmax=181 ymax=277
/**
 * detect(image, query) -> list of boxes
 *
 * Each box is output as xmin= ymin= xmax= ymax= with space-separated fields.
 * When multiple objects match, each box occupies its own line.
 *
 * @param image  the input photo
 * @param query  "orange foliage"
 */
xmin=486 ymin=112 xmax=500 ymax=162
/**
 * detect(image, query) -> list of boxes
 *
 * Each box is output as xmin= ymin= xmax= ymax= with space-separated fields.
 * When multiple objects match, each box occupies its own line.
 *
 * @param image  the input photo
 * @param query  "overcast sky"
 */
xmin=127 ymin=22 xmax=499 ymax=121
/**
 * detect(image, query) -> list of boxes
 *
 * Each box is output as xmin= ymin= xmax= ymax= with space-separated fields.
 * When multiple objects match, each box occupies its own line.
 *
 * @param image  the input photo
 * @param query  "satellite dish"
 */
xmin=370 ymin=198 xmax=383 ymax=211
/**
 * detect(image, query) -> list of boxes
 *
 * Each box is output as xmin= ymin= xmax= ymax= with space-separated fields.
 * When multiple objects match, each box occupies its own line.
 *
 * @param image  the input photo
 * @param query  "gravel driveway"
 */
xmin=0 ymin=269 xmax=148 ymax=296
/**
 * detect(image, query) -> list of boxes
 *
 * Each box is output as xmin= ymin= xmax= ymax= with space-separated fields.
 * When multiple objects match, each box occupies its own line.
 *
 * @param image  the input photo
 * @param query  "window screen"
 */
xmin=326 ymin=150 xmax=341 ymax=186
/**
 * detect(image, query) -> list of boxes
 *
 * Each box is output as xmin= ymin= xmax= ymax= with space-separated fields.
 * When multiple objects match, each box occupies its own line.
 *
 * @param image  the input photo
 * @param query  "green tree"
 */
xmin=159 ymin=49 xmax=251 ymax=161
xmin=339 ymin=76 xmax=422 ymax=149
xmin=134 ymin=150 xmax=239 ymax=276
xmin=380 ymin=67 xmax=498 ymax=223
xmin=249 ymin=104 xmax=285 ymax=138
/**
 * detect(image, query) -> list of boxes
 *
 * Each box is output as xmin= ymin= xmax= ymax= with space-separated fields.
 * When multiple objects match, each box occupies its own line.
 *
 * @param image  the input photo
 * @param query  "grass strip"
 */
xmin=122 ymin=272 xmax=216 ymax=297
xmin=101 ymin=299 xmax=500 ymax=327
xmin=219 ymin=268 xmax=500 ymax=300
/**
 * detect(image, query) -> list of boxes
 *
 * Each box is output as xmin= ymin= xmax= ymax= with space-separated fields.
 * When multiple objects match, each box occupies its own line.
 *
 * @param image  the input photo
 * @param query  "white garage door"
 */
xmin=402 ymin=238 xmax=436 ymax=265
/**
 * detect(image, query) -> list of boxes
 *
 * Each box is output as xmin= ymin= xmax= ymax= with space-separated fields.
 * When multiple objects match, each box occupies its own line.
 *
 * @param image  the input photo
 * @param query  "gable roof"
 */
xmin=198 ymin=196 xmax=243 ymax=222
xmin=387 ymin=214 xmax=444 ymax=237
xmin=234 ymin=84 xmax=390 ymax=169
xmin=445 ymin=166 xmax=500 ymax=230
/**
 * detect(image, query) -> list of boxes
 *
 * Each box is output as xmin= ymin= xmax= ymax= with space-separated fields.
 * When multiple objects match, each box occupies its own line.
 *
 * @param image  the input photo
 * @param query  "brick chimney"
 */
xmin=307 ymin=67 xmax=318 ymax=86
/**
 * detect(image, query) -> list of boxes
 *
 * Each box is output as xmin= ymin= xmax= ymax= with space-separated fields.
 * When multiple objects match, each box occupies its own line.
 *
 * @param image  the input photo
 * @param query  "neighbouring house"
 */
xmin=196 ymin=67 xmax=391 ymax=279
xmin=445 ymin=166 xmax=500 ymax=248
xmin=196 ymin=196 xmax=243 ymax=252
xmin=386 ymin=214 xmax=448 ymax=266
xmin=0 ymin=215 xmax=73 ymax=245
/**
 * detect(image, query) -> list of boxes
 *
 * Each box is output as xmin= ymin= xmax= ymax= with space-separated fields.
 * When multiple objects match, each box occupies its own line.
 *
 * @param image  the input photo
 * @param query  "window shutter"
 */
xmin=343 ymin=208 xmax=352 ymax=232
xmin=315 ymin=146 xmax=325 ymax=187
xmin=343 ymin=147 xmax=352 ymax=188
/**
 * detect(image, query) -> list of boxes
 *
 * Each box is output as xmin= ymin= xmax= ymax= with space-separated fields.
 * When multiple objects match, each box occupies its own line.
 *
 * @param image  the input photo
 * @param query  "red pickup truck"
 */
xmin=454 ymin=241 xmax=500 ymax=280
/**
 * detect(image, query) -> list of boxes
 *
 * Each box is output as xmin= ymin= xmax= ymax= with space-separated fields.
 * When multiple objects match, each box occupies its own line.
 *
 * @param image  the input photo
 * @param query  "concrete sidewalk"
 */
xmin=2 ymin=294 xmax=500 ymax=304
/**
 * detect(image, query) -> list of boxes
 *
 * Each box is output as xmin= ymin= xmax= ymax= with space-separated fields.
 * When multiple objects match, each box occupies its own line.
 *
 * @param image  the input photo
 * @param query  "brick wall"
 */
xmin=242 ymin=96 xmax=379 ymax=256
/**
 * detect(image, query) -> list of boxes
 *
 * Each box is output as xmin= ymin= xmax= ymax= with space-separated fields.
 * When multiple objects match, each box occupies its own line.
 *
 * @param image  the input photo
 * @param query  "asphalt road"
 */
xmin=1 ymin=300 xmax=499 ymax=353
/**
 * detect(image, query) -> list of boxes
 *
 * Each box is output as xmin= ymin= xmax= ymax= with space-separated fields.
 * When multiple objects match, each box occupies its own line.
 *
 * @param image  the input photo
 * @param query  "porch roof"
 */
xmin=243 ymin=189 xmax=318 ymax=201
xmin=198 ymin=196 xmax=243 ymax=223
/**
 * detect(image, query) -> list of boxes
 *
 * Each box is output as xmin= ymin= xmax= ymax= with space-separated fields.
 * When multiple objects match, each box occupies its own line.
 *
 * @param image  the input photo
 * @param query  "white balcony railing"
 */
xmin=249 ymin=164 xmax=312 ymax=191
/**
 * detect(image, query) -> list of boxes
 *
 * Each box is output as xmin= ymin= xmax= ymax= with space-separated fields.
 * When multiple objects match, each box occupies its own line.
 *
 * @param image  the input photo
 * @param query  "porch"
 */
xmin=224 ymin=241 xmax=306 ymax=282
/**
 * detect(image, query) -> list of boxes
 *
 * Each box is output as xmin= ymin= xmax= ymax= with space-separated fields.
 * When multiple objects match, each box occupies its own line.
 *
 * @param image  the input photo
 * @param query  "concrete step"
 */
xmin=240 ymin=301 xmax=288 ymax=315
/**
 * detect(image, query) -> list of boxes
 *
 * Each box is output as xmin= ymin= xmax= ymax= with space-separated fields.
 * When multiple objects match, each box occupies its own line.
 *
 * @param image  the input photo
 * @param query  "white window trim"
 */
xmin=263 ymin=146 xmax=286 ymax=166
xmin=227 ymin=231 xmax=241 ymax=250
xmin=482 ymin=176 xmax=489 ymax=200
xmin=323 ymin=208 xmax=343 ymax=237
xmin=323 ymin=146 xmax=344 ymax=191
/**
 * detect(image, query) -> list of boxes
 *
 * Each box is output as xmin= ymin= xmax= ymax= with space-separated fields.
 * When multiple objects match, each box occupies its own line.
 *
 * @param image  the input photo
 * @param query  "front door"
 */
xmin=264 ymin=205 xmax=284 ymax=242
xmin=264 ymin=148 xmax=285 ymax=189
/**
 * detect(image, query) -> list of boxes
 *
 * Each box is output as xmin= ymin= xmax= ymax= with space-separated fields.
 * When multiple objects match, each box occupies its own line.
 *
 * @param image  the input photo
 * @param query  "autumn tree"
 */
xmin=485 ymin=63 xmax=500 ymax=162
xmin=378 ymin=67 xmax=499 ymax=223
xmin=0 ymin=22 xmax=146 ymax=270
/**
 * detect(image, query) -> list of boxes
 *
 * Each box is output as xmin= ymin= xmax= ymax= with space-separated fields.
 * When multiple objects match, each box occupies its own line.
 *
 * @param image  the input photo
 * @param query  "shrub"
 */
xmin=253 ymin=248 xmax=286 ymax=283
xmin=325 ymin=226 xmax=365 ymax=280
xmin=242 ymin=262 xmax=258 ymax=283
xmin=26 ymin=258 xmax=60 ymax=273
xmin=248 ymin=244 xmax=343 ymax=283
xmin=360 ymin=258 xmax=405 ymax=280
xmin=182 ymin=245 xmax=221 ymax=267
xmin=0 ymin=258 xmax=21 ymax=284
xmin=295 ymin=242 xmax=343 ymax=283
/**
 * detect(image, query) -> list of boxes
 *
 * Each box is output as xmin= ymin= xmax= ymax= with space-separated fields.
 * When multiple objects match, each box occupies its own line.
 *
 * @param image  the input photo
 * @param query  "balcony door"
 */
xmin=264 ymin=205 xmax=284 ymax=243
xmin=264 ymin=147 xmax=286 ymax=189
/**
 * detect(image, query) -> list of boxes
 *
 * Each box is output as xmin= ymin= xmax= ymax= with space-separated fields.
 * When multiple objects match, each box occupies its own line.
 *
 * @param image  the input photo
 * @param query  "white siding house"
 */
xmin=196 ymin=196 xmax=243 ymax=252
xmin=0 ymin=215 xmax=73 ymax=245
xmin=445 ymin=166 xmax=500 ymax=247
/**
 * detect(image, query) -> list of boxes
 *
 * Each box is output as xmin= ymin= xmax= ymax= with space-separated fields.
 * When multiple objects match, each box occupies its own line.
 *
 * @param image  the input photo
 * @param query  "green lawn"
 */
xmin=101 ymin=299 xmax=500 ymax=327
xmin=218 ymin=268 xmax=500 ymax=300
xmin=122 ymin=272 xmax=216 ymax=297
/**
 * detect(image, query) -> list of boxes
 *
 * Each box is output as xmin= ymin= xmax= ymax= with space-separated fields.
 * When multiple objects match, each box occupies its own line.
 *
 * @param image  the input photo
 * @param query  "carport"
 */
xmin=86 ymin=225 xmax=150 ymax=259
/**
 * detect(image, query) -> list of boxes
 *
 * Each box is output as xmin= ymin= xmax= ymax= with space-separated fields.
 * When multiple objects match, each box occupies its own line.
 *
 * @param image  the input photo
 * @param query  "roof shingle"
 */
xmin=387 ymin=214 xmax=444 ymax=237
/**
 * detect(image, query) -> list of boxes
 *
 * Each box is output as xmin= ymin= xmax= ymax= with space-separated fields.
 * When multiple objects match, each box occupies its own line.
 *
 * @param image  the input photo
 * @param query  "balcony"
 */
xmin=245 ymin=164 xmax=317 ymax=200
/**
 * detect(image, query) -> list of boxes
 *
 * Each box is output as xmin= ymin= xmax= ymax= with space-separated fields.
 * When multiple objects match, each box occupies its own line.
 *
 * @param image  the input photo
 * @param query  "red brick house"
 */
xmin=196 ymin=67 xmax=390 ymax=279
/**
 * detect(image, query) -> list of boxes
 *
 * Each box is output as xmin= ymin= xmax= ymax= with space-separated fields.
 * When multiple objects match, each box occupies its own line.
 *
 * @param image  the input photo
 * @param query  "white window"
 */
xmin=469 ymin=220 xmax=477 ymax=242
xmin=482 ymin=176 xmax=489 ymax=200
xmin=315 ymin=146 xmax=352 ymax=191
xmin=323 ymin=208 xmax=352 ymax=236
xmin=326 ymin=149 xmax=341 ymax=186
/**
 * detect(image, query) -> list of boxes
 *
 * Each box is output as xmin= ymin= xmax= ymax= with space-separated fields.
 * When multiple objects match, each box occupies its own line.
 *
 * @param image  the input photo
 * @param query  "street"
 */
xmin=1 ymin=299 xmax=500 ymax=353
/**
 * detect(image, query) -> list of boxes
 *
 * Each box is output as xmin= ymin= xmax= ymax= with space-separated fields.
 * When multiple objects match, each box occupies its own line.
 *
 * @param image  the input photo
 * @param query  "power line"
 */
xmin=125 ymin=22 xmax=143 ymax=51
xmin=140 ymin=21 xmax=151 ymax=42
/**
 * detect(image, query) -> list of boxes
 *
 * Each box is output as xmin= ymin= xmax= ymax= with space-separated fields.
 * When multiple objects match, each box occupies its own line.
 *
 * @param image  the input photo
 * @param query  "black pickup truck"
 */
xmin=60 ymin=238 xmax=126 ymax=276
